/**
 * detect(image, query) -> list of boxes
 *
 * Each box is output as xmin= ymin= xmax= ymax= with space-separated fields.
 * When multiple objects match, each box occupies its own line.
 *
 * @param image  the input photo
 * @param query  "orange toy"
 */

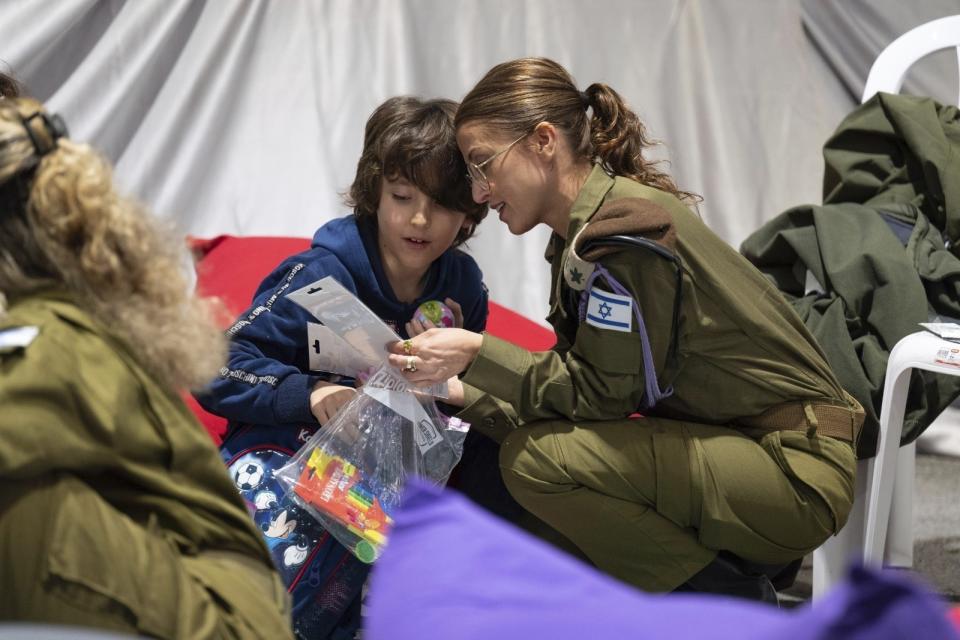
xmin=294 ymin=448 xmax=394 ymax=561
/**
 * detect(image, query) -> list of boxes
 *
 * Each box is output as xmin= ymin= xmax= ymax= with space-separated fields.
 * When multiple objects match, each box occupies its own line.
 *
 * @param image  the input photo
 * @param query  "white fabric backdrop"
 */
xmin=1 ymin=0 xmax=958 ymax=324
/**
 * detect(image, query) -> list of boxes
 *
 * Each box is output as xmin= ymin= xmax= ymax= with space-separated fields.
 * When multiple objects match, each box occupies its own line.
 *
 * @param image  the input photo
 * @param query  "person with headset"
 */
xmin=388 ymin=57 xmax=864 ymax=604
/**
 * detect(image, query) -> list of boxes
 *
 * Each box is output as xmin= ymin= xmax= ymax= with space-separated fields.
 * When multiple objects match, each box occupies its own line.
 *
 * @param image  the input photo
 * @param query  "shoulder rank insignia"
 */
xmin=563 ymin=224 xmax=596 ymax=292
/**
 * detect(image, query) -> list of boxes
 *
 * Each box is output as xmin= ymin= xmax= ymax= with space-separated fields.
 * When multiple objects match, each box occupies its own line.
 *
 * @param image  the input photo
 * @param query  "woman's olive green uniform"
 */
xmin=458 ymin=165 xmax=863 ymax=592
xmin=0 ymin=291 xmax=292 ymax=638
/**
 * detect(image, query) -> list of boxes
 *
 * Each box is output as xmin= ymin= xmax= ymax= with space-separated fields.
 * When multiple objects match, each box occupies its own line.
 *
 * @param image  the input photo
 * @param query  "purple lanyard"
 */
xmin=578 ymin=264 xmax=673 ymax=410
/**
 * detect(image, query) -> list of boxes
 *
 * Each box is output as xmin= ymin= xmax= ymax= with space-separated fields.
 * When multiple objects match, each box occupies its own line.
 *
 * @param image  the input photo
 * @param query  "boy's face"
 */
xmin=376 ymin=176 xmax=468 ymax=279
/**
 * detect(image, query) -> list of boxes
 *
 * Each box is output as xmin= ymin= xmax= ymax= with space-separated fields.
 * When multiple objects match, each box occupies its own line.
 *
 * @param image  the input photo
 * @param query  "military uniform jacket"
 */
xmin=460 ymin=164 xmax=855 ymax=443
xmin=0 ymin=291 xmax=276 ymax=604
xmin=742 ymin=93 xmax=960 ymax=458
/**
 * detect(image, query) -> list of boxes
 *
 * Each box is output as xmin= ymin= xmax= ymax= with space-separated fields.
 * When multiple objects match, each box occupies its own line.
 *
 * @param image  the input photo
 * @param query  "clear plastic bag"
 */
xmin=275 ymin=367 xmax=468 ymax=563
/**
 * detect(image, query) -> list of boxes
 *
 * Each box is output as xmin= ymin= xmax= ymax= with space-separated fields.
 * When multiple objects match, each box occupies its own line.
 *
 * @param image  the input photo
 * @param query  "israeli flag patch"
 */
xmin=585 ymin=289 xmax=633 ymax=332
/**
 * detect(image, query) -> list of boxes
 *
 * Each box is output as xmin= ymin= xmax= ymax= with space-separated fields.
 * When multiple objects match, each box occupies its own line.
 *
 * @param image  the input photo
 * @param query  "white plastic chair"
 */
xmin=811 ymin=16 xmax=960 ymax=597
xmin=862 ymin=15 xmax=960 ymax=104
xmin=811 ymin=332 xmax=956 ymax=595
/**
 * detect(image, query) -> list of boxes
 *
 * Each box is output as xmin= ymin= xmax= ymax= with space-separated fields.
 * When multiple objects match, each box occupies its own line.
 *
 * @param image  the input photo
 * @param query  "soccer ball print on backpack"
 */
xmin=222 ymin=429 xmax=369 ymax=639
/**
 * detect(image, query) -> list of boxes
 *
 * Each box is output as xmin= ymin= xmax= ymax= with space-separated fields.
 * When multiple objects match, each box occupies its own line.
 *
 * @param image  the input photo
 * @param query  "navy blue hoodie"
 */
xmin=198 ymin=215 xmax=488 ymax=428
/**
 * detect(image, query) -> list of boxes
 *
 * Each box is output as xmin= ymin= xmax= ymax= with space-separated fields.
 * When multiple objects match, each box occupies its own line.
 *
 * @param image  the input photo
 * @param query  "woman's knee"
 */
xmin=499 ymin=420 xmax=570 ymax=492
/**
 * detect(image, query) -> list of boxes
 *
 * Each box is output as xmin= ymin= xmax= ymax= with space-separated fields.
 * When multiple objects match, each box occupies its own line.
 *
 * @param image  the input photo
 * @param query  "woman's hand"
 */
xmin=310 ymin=381 xmax=357 ymax=425
xmin=404 ymin=297 xmax=464 ymax=337
xmin=387 ymin=328 xmax=483 ymax=386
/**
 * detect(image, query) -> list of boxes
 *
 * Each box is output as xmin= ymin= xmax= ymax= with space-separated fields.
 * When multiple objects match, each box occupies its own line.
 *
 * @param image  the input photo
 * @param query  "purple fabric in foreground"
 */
xmin=366 ymin=480 xmax=959 ymax=640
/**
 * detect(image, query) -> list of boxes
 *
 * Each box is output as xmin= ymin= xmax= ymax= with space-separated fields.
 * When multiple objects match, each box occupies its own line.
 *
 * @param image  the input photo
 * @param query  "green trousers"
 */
xmin=0 ymin=474 xmax=292 ymax=639
xmin=500 ymin=417 xmax=856 ymax=592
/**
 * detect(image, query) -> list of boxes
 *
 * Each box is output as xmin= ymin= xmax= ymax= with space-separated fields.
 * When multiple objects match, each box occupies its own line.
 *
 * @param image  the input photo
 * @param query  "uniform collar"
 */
xmin=546 ymin=164 xmax=616 ymax=317
xmin=544 ymin=164 xmax=615 ymax=264
xmin=4 ymin=287 xmax=97 ymax=332
xmin=566 ymin=163 xmax=617 ymax=240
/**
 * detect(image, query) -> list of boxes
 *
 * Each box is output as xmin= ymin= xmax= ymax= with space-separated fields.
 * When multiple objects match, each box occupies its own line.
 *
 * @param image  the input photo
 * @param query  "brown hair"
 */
xmin=0 ymin=98 xmax=227 ymax=392
xmin=345 ymin=96 xmax=487 ymax=245
xmin=0 ymin=70 xmax=21 ymax=99
xmin=455 ymin=57 xmax=700 ymax=204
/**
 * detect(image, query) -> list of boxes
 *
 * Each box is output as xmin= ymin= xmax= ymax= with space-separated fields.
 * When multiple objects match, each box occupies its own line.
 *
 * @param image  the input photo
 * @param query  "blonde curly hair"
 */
xmin=0 ymin=98 xmax=226 ymax=392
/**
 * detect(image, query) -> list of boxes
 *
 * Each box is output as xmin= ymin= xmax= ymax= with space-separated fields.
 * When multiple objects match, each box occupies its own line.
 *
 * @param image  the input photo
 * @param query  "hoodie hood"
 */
xmin=309 ymin=215 xmax=448 ymax=329
xmin=311 ymin=215 xmax=382 ymax=299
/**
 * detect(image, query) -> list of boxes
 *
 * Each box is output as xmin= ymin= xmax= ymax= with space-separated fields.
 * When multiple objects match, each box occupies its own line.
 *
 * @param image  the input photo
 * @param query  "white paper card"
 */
xmin=920 ymin=322 xmax=960 ymax=341
xmin=306 ymin=322 xmax=376 ymax=377
xmin=287 ymin=276 xmax=447 ymax=398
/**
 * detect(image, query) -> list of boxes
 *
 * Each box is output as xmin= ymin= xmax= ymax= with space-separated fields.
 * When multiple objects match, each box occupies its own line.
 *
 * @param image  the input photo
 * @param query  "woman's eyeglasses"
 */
xmin=465 ymin=132 xmax=528 ymax=191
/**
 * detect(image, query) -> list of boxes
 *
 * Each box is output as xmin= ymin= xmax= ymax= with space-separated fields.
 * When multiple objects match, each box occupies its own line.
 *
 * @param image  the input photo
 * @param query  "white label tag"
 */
xmin=934 ymin=346 xmax=960 ymax=368
xmin=445 ymin=416 xmax=470 ymax=433
xmin=0 ymin=326 xmax=39 ymax=350
xmin=363 ymin=386 xmax=443 ymax=454
xmin=585 ymin=288 xmax=633 ymax=332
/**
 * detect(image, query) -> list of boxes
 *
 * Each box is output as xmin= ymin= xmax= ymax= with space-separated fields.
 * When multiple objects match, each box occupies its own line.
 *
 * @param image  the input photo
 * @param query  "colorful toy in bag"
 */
xmin=277 ymin=276 xmax=468 ymax=562
xmin=413 ymin=300 xmax=455 ymax=328
xmin=294 ymin=448 xmax=394 ymax=563
xmin=276 ymin=366 xmax=468 ymax=564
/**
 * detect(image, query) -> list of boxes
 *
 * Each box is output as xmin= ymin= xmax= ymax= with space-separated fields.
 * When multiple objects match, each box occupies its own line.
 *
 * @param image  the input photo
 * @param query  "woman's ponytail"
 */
xmin=584 ymin=83 xmax=700 ymax=204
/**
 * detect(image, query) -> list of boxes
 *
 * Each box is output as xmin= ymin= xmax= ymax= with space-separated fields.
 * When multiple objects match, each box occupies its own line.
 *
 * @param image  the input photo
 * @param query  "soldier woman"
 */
xmin=389 ymin=57 xmax=863 ymax=604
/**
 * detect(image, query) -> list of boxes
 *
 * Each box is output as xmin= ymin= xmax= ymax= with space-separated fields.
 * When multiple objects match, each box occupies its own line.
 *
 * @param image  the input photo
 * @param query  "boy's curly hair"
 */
xmin=345 ymin=97 xmax=487 ymax=246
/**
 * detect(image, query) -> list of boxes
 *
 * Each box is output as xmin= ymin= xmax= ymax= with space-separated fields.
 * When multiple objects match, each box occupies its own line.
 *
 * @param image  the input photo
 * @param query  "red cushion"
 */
xmin=187 ymin=235 xmax=556 ymax=442
xmin=193 ymin=235 xmax=312 ymax=315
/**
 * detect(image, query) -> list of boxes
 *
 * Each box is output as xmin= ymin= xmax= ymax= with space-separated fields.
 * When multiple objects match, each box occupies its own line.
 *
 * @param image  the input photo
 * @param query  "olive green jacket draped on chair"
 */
xmin=741 ymin=92 xmax=960 ymax=459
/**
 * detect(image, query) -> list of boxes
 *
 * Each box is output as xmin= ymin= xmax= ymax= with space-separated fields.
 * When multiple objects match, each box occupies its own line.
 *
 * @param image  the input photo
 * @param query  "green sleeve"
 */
xmin=454 ymin=381 xmax=521 ymax=443
xmin=462 ymin=250 xmax=679 ymax=423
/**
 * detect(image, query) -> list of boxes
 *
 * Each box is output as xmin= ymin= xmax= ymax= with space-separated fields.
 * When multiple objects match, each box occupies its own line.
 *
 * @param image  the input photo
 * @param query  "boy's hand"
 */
xmin=310 ymin=381 xmax=357 ymax=425
xmin=444 ymin=298 xmax=464 ymax=328
xmin=404 ymin=297 xmax=465 ymax=337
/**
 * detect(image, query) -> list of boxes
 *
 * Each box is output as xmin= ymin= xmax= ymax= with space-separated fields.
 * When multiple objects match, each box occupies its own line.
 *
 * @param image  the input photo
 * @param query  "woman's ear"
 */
xmin=532 ymin=122 xmax=559 ymax=157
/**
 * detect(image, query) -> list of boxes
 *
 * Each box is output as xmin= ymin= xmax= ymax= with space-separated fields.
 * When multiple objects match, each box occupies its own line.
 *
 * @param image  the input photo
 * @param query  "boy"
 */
xmin=198 ymin=97 xmax=489 ymax=639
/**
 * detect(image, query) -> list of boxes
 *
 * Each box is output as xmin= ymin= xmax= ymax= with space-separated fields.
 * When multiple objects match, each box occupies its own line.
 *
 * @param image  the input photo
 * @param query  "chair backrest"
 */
xmin=862 ymin=15 xmax=960 ymax=103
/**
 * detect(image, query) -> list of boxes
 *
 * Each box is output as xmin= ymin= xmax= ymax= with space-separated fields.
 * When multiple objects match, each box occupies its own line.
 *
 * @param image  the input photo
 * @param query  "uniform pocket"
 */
xmin=570 ymin=322 xmax=645 ymax=374
xmin=45 ymin=477 xmax=185 ymax=638
xmin=760 ymin=431 xmax=856 ymax=533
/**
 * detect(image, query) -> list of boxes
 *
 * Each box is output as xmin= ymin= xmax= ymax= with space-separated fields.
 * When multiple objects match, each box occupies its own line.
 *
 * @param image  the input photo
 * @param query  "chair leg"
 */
xmin=884 ymin=441 xmax=915 ymax=568
xmin=812 ymin=459 xmax=867 ymax=599
xmin=863 ymin=366 xmax=912 ymax=565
